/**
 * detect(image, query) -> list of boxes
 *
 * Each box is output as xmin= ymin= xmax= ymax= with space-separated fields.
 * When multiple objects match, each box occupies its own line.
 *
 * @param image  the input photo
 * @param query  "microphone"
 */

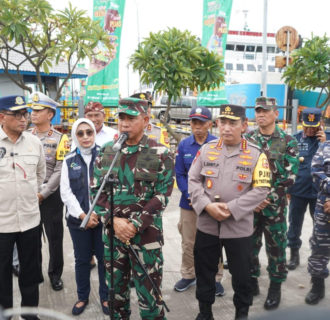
xmin=112 ymin=132 xmax=129 ymax=152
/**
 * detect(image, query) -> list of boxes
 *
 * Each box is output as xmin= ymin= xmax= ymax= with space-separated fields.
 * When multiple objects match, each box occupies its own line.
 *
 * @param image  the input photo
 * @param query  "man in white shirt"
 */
xmin=0 ymin=95 xmax=46 ymax=320
xmin=71 ymin=101 xmax=117 ymax=149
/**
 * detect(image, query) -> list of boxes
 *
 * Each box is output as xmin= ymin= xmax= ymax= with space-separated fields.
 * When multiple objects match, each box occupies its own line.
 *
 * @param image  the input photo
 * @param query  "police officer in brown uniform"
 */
xmin=29 ymin=92 xmax=70 ymax=291
xmin=189 ymin=105 xmax=271 ymax=320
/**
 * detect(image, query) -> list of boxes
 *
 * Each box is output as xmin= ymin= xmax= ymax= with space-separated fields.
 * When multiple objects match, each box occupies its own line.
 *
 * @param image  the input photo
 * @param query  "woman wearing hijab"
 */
xmin=60 ymin=118 xmax=108 ymax=316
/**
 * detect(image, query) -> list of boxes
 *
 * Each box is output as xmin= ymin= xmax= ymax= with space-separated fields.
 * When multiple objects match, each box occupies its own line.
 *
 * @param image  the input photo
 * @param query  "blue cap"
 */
xmin=0 ymin=95 xmax=28 ymax=111
xmin=302 ymin=108 xmax=321 ymax=127
xmin=189 ymin=107 xmax=212 ymax=122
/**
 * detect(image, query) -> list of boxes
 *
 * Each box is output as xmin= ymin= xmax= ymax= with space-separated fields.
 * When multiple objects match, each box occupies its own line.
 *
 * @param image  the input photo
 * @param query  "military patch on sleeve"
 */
xmin=252 ymin=153 xmax=271 ymax=188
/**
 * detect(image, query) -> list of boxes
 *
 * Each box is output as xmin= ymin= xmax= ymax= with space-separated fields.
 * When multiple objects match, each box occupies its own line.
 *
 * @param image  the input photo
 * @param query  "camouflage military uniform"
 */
xmin=308 ymin=141 xmax=330 ymax=278
xmin=245 ymin=125 xmax=299 ymax=282
xmin=91 ymin=134 xmax=174 ymax=320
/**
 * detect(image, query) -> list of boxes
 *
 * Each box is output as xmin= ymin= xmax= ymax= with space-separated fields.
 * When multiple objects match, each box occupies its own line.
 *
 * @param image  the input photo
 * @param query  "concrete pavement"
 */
xmin=11 ymin=188 xmax=330 ymax=319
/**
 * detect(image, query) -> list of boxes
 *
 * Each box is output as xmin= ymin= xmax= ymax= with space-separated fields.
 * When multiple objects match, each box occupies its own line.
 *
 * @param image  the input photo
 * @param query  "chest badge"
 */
xmin=206 ymin=179 xmax=213 ymax=189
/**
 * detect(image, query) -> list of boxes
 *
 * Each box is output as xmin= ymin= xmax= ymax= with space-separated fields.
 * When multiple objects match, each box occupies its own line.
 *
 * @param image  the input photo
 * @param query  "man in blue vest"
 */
xmin=287 ymin=108 xmax=330 ymax=270
xmin=174 ymin=107 xmax=225 ymax=296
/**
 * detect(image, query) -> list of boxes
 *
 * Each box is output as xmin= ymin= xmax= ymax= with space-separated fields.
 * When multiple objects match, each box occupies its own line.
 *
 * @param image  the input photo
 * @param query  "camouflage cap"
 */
xmin=218 ymin=104 xmax=245 ymax=120
xmin=84 ymin=101 xmax=105 ymax=114
xmin=255 ymin=97 xmax=277 ymax=110
xmin=302 ymin=108 xmax=321 ymax=127
xmin=117 ymin=97 xmax=148 ymax=116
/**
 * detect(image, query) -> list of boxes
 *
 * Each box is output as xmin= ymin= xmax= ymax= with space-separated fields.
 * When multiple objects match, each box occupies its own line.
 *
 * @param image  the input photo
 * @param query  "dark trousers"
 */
xmin=0 ymin=226 xmax=41 ymax=310
xmin=68 ymin=222 xmax=108 ymax=302
xmin=194 ymin=230 xmax=253 ymax=312
xmin=288 ymin=195 xmax=316 ymax=249
xmin=40 ymin=188 xmax=64 ymax=281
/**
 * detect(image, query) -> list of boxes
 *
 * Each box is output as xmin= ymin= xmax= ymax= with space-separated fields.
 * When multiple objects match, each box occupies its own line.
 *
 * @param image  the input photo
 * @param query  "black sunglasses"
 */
xmin=2 ymin=111 xmax=29 ymax=120
xmin=76 ymin=129 xmax=94 ymax=138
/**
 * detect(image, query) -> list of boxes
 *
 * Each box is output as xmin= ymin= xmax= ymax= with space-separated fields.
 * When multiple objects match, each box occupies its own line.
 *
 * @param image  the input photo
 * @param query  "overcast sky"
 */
xmin=51 ymin=0 xmax=330 ymax=95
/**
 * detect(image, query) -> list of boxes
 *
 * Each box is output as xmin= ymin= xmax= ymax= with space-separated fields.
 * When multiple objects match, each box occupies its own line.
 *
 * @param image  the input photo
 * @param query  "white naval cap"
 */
xmin=29 ymin=91 xmax=61 ymax=111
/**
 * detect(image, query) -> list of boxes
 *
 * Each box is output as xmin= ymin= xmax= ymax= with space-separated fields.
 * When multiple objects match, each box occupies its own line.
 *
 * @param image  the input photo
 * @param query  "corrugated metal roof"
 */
xmin=0 ymin=48 xmax=88 ymax=78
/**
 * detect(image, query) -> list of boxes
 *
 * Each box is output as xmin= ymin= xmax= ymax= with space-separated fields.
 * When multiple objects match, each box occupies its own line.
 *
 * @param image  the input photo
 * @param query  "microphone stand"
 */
xmin=80 ymin=149 xmax=120 ymax=320
xmin=80 ymin=137 xmax=170 ymax=317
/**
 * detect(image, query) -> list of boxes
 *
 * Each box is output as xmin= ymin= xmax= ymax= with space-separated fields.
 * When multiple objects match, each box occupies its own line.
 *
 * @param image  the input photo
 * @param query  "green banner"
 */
xmin=198 ymin=0 xmax=233 ymax=106
xmin=85 ymin=0 xmax=126 ymax=106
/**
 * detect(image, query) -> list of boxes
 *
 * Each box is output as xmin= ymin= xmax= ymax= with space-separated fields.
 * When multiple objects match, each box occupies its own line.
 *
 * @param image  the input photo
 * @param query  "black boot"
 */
xmin=287 ymin=248 xmax=300 ymax=270
xmin=264 ymin=281 xmax=281 ymax=310
xmin=305 ymin=277 xmax=325 ymax=305
xmin=251 ymin=277 xmax=260 ymax=296
xmin=195 ymin=302 xmax=214 ymax=320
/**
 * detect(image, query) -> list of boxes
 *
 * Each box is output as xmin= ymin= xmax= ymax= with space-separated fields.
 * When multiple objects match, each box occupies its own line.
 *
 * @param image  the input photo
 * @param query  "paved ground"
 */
xmin=11 ymin=188 xmax=330 ymax=319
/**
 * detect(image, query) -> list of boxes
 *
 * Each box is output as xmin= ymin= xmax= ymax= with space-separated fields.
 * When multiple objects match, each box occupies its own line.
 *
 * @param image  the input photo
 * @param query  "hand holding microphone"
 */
xmin=113 ymin=132 xmax=129 ymax=151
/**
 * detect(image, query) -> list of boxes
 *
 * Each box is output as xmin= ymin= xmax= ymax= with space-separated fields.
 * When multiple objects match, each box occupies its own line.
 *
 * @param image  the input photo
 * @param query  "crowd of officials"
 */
xmin=1 ymin=92 xmax=330 ymax=320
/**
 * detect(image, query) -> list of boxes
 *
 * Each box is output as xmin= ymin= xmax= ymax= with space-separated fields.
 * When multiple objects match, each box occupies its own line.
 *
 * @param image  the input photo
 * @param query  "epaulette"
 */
xmin=52 ymin=128 xmax=63 ymax=136
xmin=246 ymin=140 xmax=261 ymax=151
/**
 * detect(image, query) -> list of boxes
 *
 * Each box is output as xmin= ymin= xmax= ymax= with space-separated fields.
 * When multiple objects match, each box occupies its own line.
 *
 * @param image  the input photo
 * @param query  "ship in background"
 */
xmin=224 ymin=29 xmax=286 ymax=120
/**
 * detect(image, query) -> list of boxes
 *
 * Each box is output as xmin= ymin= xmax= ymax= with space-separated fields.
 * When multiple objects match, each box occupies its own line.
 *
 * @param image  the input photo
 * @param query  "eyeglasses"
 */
xmin=2 ymin=111 xmax=29 ymax=120
xmin=76 ymin=129 xmax=94 ymax=138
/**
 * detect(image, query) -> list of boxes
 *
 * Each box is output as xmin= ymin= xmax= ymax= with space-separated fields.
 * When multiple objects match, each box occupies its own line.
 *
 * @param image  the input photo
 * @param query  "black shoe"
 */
xmin=72 ymin=300 xmax=89 ymax=316
xmin=195 ymin=302 xmax=214 ymax=320
xmin=264 ymin=281 xmax=281 ymax=310
xmin=251 ymin=277 xmax=260 ymax=296
xmin=51 ymin=278 xmax=63 ymax=291
xmin=12 ymin=264 xmax=20 ymax=277
xmin=305 ymin=277 xmax=325 ymax=305
xmin=287 ymin=248 xmax=300 ymax=270
xmin=101 ymin=300 xmax=109 ymax=315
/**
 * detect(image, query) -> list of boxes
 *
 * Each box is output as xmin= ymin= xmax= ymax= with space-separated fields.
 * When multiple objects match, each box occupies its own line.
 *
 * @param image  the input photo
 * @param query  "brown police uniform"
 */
xmin=188 ymin=104 xmax=271 ymax=318
xmin=29 ymin=126 xmax=69 ymax=285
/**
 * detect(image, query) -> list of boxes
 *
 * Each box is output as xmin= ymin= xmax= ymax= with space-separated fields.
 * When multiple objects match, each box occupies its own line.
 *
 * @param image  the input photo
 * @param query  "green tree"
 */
xmin=0 ymin=0 xmax=111 ymax=100
xmin=282 ymin=34 xmax=330 ymax=108
xmin=129 ymin=27 xmax=225 ymax=141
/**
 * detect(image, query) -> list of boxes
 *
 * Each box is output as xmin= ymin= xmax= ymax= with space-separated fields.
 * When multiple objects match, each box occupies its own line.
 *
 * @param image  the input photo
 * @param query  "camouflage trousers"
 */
xmin=308 ymin=198 xmax=330 ymax=279
xmin=251 ymin=205 xmax=288 ymax=283
xmin=104 ymin=236 xmax=166 ymax=320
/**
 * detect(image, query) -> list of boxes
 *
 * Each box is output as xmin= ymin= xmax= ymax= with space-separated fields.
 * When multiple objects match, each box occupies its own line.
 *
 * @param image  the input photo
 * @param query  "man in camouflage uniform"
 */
xmin=29 ymin=92 xmax=70 ymax=291
xmin=305 ymin=141 xmax=330 ymax=305
xmin=245 ymin=97 xmax=299 ymax=310
xmin=91 ymin=98 xmax=174 ymax=319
